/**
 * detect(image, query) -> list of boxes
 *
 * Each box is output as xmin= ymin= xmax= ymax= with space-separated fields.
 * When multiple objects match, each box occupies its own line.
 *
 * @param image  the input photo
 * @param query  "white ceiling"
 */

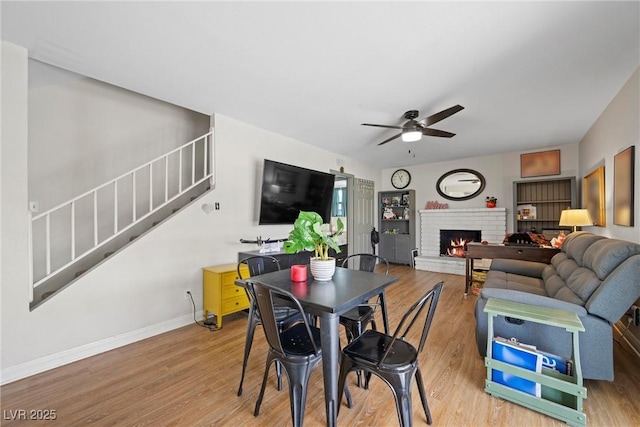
xmin=2 ymin=1 xmax=639 ymax=169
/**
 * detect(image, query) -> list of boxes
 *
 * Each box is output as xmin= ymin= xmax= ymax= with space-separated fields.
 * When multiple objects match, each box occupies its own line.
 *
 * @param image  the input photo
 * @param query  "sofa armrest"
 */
xmin=480 ymin=288 xmax=588 ymax=317
xmin=489 ymin=258 xmax=547 ymax=278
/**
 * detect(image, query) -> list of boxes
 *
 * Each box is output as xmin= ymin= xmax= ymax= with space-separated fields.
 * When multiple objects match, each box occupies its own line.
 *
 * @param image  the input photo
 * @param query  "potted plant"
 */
xmin=283 ymin=211 xmax=344 ymax=281
xmin=486 ymin=196 xmax=497 ymax=208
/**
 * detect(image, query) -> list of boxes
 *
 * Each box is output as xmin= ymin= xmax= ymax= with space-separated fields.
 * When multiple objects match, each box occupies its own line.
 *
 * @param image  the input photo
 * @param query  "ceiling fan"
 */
xmin=362 ymin=105 xmax=464 ymax=146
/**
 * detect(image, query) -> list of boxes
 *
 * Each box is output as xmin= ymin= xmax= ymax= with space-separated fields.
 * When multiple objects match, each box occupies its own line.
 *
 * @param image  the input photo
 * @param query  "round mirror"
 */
xmin=436 ymin=169 xmax=486 ymax=201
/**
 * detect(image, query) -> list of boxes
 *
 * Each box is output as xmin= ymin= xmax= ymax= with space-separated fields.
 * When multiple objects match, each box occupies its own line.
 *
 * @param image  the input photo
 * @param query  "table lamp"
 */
xmin=559 ymin=209 xmax=593 ymax=232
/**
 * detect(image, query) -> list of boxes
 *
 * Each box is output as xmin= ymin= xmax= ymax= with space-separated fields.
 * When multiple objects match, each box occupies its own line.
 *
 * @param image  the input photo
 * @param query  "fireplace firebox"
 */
xmin=439 ymin=229 xmax=481 ymax=257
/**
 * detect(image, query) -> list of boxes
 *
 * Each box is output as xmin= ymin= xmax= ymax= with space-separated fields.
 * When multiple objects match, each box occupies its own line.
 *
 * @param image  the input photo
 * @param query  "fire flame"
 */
xmin=446 ymin=238 xmax=469 ymax=258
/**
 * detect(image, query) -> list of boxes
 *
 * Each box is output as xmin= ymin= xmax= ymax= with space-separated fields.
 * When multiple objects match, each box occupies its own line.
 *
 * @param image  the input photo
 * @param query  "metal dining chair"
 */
xmin=236 ymin=255 xmax=302 ymax=397
xmin=250 ymin=280 xmax=352 ymax=427
xmin=337 ymin=281 xmax=444 ymax=426
xmin=340 ymin=253 xmax=390 ymax=386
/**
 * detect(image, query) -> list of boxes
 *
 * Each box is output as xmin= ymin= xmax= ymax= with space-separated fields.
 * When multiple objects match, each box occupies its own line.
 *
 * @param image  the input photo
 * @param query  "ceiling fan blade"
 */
xmin=377 ymin=133 xmax=402 ymax=145
xmin=422 ymin=127 xmax=456 ymax=138
xmin=423 ymin=105 xmax=464 ymax=126
xmin=362 ymin=123 xmax=403 ymax=130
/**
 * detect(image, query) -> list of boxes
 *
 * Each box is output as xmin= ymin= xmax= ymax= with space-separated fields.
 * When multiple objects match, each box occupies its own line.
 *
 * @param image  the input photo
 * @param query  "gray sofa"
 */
xmin=475 ymin=231 xmax=640 ymax=380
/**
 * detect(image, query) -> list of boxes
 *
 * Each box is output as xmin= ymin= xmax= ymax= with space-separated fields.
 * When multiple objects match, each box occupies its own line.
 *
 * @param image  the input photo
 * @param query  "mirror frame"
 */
xmin=436 ymin=168 xmax=486 ymax=201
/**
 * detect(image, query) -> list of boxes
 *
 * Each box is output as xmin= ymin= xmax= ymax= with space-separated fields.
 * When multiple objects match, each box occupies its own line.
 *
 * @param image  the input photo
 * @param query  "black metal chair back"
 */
xmin=237 ymin=255 xmax=281 ymax=279
xmin=339 ymin=253 xmax=389 ymax=387
xmin=341 ymin=253 xmax=389 ymax=274
xmin=236 ymin=255 xmax=300 ymax=397
xmin=337 ymin=281 xmax=444 ymax=427
xmin=249 ymin=281 xmax=323 ymax=427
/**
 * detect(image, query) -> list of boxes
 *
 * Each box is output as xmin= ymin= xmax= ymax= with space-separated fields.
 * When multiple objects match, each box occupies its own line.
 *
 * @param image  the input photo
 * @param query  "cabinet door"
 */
xmin=379 ymin=234 xmax=395 ymax=261
xmin=394 ymin=234 xmax=412 ymax=264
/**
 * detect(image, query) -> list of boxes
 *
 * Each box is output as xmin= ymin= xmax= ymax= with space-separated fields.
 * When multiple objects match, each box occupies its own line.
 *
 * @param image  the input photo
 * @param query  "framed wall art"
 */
xmin=583 ymin=166 xmax=605 ymax=226
xmin=613 ymin=145 xmax=635 ymax=226
xmin=520 ymin=149 xmax=561 ymax=178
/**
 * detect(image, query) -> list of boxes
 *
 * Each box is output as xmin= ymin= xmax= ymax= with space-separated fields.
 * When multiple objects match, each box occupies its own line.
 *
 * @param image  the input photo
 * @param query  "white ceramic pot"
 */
xmin=309 ymin=257 xmax=336 ymax=281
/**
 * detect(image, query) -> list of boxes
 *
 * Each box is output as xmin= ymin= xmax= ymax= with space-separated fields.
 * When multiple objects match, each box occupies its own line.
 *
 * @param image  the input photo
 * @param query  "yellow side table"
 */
xmin=202 ymin=263 xmax=249 ymax=329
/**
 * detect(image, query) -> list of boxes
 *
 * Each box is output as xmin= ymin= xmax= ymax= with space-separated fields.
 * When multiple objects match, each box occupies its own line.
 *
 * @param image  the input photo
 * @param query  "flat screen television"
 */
xmin=259 ymin=159 xmax=335 ymax=225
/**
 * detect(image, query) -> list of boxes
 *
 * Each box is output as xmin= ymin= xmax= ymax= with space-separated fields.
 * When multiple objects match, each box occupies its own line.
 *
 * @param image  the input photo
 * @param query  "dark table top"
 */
xmin=235 ymin=266 xmax=399 ymax=316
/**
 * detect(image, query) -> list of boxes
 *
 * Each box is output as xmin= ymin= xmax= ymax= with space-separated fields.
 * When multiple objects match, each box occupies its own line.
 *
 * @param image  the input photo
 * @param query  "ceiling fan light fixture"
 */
xmin=402 ymin=129 xmax=422 ymax=142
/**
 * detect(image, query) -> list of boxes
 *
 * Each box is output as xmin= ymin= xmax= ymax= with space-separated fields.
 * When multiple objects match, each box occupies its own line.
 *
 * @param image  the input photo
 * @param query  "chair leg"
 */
xmin=382 ymin=369 xmax=415 ymax=427
xmin=393 ymin=387 xmax=413 ymax=427
xmin=415 ymin=367 xmax=433 ymax=425
xmin=238 ymin=306 xmax=259 ymax=396
xmin=337 ymin=356 xmax=355 ymax=416
xmin=275 ymin=361 xmax=283 ymax=391
xmin=285 ymin=361 xmax=317 ymax=427
xmin=254 ymin=355 xmax=274 ymax=417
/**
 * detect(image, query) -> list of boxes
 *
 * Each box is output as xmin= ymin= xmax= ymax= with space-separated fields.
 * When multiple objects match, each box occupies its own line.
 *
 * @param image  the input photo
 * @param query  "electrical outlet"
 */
xmin=184 ymin=289 xmax=191 ymax=300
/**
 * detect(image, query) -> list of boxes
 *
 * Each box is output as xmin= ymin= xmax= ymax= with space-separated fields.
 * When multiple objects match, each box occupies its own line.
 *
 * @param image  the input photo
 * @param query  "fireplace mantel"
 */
xmin=415 ymin=208 xmax=507 ymax=275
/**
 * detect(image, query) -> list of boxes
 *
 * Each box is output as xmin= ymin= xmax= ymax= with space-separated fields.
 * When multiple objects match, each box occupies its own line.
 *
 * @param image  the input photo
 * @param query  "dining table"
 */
xmin=235 ymin=266 xmax=398 ymax=427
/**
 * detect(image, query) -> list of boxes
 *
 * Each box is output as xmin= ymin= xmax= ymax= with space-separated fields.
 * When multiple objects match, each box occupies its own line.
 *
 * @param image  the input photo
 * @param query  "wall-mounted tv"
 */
xmin=259 ymin=159 xmax=335 ymax=225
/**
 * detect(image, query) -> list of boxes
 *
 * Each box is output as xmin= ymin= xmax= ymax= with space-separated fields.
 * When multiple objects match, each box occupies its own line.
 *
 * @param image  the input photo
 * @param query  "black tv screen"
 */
xmin=259 ymin=159 xmax=335 ymax=225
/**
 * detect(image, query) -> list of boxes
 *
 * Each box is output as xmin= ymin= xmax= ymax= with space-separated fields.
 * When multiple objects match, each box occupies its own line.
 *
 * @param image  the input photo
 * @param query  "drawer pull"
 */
xmin=517 ymin=249 xmax=523 ymax=254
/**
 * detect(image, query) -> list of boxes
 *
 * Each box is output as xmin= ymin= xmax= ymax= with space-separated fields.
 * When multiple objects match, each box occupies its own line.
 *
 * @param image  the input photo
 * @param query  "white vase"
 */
xmin=309 ymin=257 xmax=336 ymax=281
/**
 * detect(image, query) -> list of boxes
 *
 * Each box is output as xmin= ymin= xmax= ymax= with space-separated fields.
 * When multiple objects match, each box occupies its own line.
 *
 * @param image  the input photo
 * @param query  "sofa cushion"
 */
xmin=543 ymin=273 xmax=567 ymax=298
xmin=561 ymin=232 xmax=607 ymax=265
xmin=566 ymin=267 xmax=601 ymax=302
xmin=484 ymin=270 xmax=546 ymax=295
xmin=582 ymin=239 xmax=640 ymax=280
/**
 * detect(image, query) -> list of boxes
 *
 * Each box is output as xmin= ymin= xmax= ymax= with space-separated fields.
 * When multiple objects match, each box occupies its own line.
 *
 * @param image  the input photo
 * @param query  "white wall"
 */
xmin=28 ymin=60 xmax=211 ymax=212
xmin=578 ymin=67 xmax=640 ymax=242
xmin=578 ymin=67 xmax=640 ymax=350
xmin=0 ymin=44 xmax=380 ymax=383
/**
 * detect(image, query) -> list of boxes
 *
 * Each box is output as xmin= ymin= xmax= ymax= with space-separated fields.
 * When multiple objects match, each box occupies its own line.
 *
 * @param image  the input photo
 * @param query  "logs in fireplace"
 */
xmin=439 ymin=229 xmax=481 ymax=257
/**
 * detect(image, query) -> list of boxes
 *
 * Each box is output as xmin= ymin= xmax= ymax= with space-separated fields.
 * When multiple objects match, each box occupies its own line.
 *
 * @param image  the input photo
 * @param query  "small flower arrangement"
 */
xmin=485 ymin=196 xmax=497 ymax=208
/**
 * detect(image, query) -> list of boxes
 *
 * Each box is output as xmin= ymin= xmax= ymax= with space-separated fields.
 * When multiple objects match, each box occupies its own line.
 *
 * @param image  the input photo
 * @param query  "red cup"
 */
xmin=291 ymin=265 xmax=307 ymax=282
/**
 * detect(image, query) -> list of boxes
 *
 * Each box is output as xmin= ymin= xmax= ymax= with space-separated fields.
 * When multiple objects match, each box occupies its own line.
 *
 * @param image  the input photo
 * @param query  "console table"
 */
xmin=238 ymin=244 xmax=348 ymax=269
xmin=465 ymin=243 xmax=560 ymax=295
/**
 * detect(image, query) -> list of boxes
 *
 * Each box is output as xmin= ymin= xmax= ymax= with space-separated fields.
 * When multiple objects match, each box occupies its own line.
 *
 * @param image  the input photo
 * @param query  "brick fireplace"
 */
xmin=415 ymin=208 xmax=507 ymax=275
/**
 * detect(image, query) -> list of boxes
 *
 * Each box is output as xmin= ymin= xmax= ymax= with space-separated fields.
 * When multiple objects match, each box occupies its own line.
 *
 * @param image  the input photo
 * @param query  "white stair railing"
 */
xmin=28 ymin=131 xmax=214 ymax=301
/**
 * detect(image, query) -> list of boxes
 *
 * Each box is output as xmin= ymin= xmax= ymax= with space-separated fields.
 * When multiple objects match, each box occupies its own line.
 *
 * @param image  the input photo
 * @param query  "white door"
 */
xmin=350 ymin=178 xmax=375 ymax=255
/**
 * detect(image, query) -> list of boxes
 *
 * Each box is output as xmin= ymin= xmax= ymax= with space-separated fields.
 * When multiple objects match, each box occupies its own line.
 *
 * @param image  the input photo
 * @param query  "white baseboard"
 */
xmin=0 ymin=311 xmax=203 ymax=386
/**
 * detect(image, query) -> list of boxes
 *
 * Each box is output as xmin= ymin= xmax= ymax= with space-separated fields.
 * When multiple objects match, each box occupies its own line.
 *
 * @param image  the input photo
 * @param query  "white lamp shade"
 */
xmin=559 ymin=209 xmax=593 ymax=231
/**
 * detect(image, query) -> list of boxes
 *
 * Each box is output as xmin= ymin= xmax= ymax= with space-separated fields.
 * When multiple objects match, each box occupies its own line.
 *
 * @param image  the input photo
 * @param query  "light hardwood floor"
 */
xmin=2 ymin=266 xmax=640 ymax=426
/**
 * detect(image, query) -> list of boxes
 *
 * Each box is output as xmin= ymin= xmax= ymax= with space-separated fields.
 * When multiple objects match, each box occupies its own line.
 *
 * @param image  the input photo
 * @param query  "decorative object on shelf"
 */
xmin=436 ymin=168 xmax=485 ymax=201
xmin=559 ymin=208 xmax=593 ymax=233
xmin=583 ymin=166 xmax=605 ymax=226
xmin=390 ymin=168 xmax=411 ymax=189
xmin=283 ymin=211 xmax=344 ymax=281
xmin=516 ymin=204 xmax=536 ymax=220
xmin=382 ymin=207 xmax=397 ymax=220
xmin=613 ymin=145 xmax=635 ymax=226
xmin=403 ymin=207 xmax=410 ymax=219
xmin=520 ymin=149 xmax=561 ymax=178
xmin=485 ymin=196 xmax=497 ymax=208
xmin=425 ymin=200 xmax=449 ymax=209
